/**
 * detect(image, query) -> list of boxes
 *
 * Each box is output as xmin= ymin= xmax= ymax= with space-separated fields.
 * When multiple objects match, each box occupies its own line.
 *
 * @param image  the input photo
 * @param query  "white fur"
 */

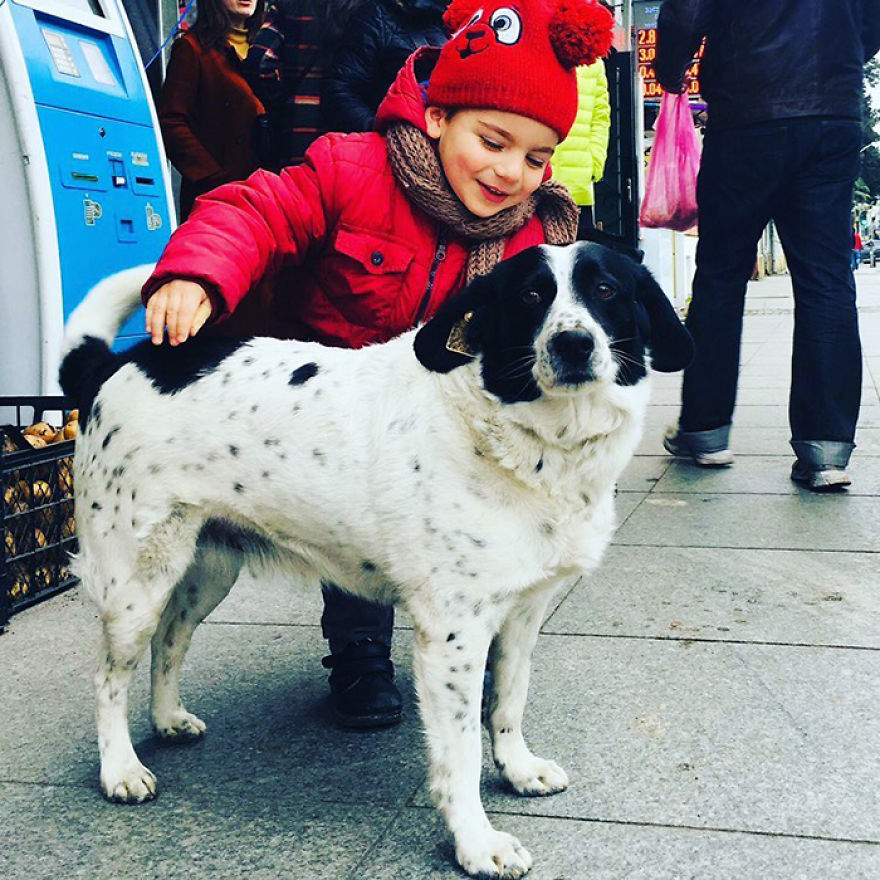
xmin=67 ymin=245 xmax=653 ymax=879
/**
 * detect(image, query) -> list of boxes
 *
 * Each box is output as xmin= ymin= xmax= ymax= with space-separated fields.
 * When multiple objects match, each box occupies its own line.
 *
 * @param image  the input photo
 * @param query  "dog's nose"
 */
xmin=552 ymin=330 xmax=594 ymax=361
xmin=550 ymin=330 xmax=596 ymax=384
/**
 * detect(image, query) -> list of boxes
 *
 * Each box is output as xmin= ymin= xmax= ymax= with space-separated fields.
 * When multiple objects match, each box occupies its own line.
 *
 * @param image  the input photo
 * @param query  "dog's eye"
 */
xmin=520 ymin=289 xmax=542 ymax=305
xmin=596 ymin=283 xmax=616 ymax=300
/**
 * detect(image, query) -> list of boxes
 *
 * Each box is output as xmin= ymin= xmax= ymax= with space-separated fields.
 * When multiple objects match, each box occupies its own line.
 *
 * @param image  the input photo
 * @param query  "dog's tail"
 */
xmin=58 ymin=264 xmax=153 ymax=407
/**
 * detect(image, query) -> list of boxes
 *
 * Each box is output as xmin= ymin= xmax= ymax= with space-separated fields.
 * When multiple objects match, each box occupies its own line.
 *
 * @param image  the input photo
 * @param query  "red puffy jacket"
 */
xmin=144 ymin=47 xmax=547 ymax=348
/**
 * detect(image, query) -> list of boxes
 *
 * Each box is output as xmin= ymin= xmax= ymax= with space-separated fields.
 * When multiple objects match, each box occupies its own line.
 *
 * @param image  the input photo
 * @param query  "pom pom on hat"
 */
xmin=428 ymin=0 xmax=615 ymax=140
xmin=550 ymin=0 xmax=615 ymax=69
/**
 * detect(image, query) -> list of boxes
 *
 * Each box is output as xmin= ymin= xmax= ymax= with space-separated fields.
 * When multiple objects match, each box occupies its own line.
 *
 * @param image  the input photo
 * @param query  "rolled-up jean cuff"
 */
xmin=790 ymin=440 xmax=855 ymax=469
xmin=678 ymin=424 xmax=731 ymax=454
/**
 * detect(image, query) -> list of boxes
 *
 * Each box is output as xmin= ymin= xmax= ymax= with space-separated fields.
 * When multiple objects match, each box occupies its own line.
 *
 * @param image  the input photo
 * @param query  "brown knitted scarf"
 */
xmin=386 ymin=122 xmax=579 ymax=283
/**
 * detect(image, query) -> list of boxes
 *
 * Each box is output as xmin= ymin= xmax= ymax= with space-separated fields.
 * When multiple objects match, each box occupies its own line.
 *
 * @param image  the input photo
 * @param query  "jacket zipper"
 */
xmin=414 ymin=235 xmax=447 ymax=326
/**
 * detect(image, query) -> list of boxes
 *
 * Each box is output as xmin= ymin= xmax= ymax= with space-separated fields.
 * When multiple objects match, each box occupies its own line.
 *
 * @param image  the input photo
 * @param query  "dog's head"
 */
xmin=414 ymin=242 xmax=693 ymax=403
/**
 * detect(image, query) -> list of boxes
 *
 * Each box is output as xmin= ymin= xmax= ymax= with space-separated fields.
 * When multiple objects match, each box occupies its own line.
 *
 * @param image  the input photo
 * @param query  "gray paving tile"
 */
xmin=0 ymin=784 xmax=397 ymax=880
xmin=711 ymin=406 xmax=790 ymax=429
xmin=412 ymin=636 xmax=880 ymax=842
xmin=645 ymin=404 xmax=880 ymax=432
xmin=0 ymin=594 xmax=426 ymax=801
xmin=635 ymin=425 xmax=791 ymax=457
xmin=734 ymin=378 xmax=879 ymax=400
xmin=358 ymin=809 xmax=880 ymax=880
xmin=615 ymin=491 xmax=647 ymax=525
xmin=544 ymin=545 xmax=880 ymax=648
xmin=654 ymin=454 xmax=880 ymax=495
xmin=617 ymin=455 xmax=670 ymax=492
xmin=614 ymin=492 xmax=880 ymax=551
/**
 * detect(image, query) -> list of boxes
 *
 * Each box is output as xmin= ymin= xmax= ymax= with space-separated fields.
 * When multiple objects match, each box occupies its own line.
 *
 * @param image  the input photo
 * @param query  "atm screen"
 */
xmin=53 ymin=0 xmax=106 ymax=16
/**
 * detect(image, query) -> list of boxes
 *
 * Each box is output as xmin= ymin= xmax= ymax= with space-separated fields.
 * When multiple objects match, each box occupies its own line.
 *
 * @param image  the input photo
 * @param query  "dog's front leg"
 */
xmin=488 ymin=587 xmax=569 ymax=797
xmin=412 ymin=614 xmax=532 ymax=879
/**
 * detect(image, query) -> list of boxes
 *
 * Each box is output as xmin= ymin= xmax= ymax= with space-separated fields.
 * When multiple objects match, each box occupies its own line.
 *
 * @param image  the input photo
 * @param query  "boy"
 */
xmin=142 ymin=0 xmax=614 ymax=725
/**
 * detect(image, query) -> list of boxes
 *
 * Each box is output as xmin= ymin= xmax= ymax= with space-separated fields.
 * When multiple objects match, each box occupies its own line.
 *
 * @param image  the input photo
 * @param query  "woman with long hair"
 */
xmin=159 ymin=0 xmax=267 ymax=219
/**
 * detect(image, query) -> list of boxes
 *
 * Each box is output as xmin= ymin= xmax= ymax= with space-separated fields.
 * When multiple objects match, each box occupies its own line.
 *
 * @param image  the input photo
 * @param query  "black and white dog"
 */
xmin=60 ymin=243 xmax=692 ymax=879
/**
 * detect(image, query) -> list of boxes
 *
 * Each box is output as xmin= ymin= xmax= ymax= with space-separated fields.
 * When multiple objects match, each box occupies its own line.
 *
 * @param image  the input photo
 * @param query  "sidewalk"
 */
xmin=2 ymin=270 xmax=879 ymax=880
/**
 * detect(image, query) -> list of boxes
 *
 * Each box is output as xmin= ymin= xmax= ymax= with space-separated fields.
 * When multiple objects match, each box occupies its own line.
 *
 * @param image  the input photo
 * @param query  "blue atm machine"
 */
xmin=0 ymin=0 xmax=175 ymax=393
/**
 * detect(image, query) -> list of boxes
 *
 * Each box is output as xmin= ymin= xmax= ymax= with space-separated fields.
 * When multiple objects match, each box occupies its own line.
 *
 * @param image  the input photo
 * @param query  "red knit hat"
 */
xmin=426 ymin=0 xmax=615 ymax=140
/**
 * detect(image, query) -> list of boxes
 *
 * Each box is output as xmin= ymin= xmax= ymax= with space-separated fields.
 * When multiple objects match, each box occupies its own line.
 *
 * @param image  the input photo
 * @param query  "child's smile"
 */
xmin=425 ymin=107 xmax=558 ymax=218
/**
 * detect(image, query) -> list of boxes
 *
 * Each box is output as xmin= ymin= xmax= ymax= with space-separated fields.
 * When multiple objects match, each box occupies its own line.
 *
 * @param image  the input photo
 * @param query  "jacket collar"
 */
xmin=374 ymin=46 xmax=441 ymax=135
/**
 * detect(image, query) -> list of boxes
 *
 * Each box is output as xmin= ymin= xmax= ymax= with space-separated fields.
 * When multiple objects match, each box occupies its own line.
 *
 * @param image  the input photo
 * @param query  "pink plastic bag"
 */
xmin=639 ymin=90 xmax=702 ymax=232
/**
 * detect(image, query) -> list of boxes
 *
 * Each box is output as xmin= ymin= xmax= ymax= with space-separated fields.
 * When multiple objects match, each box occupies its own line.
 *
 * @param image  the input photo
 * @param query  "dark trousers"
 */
xmin=681 ymin=117 xmax=862 ymax=448
xmin=321 ymin=582 xmax=394 ymax=655
xmin=575 ymin=205 xmax=595 ymax=240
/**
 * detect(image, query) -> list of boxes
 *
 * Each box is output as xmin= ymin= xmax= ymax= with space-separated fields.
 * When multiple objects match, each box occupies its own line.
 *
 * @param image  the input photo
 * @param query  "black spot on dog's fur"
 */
xmin=361 ymin=560 xmax=377 ymax=572
xmin=197 ymin=518 xmax=272 ymax=556
xmin=289 ymin=362 xmax=319 ymax=386
xmin=131 ymin=337 xmax=251 ymax=394
xmin=102 ymin=426 xmax=120 ymax=449
xmin=59 ymin=336 xmax=252 ymax=426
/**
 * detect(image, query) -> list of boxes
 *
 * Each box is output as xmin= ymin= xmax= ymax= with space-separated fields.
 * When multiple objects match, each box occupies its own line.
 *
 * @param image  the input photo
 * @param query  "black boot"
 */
xmin=322 ymin=638 xmax=403 ymax=729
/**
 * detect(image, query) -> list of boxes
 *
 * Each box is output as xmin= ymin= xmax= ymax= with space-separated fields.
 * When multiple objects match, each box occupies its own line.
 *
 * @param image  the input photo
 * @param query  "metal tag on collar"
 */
xmin=445 ymin=311 xmax=476 ymax=357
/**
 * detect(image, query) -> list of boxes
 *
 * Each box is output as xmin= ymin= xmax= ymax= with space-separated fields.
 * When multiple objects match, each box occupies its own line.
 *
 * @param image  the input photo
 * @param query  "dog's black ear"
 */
xmin=635 ymin=266 xmax=694 ymax=372
xmin=413 ymin=275 xmax=492 ymax=373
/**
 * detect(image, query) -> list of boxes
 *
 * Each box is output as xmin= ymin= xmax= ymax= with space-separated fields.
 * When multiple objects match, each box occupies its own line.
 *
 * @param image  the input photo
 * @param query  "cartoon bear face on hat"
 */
xmin=448 ymin=5 xmax=526 ymax=60
xmin=426 ymin=0 xmax=614 ymax=139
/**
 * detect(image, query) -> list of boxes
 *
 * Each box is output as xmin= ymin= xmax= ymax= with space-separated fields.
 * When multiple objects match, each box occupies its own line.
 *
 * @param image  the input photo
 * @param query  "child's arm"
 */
xmin=142 ymin=142 xmax=336 ymax=338
xmin=145 ymin=279 xmax=212 ymax=346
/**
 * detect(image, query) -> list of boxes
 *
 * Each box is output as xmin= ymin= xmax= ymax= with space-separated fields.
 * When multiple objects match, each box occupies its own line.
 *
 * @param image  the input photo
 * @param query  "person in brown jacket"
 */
xmin=159 ymin=0 xmax=267 ymax=220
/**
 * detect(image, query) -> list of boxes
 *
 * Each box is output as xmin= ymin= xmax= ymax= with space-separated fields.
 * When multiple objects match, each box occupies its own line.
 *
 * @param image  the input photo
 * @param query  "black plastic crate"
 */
xmin=1 ymin=396 xmax=78 ymax=628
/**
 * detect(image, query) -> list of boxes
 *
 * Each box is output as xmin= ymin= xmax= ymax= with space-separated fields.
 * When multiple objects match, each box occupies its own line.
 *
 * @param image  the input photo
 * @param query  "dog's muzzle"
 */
xmin=548 ymin=329 xmax=597 ymax=385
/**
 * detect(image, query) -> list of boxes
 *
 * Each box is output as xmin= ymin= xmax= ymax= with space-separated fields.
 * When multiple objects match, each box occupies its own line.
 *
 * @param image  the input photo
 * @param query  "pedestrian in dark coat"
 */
xmin=243 ymin=0 xmax=364 ymax=166
xmin=658 ymin=0 xmax=880 ymax=492
xmin=322 ymin=0 xmax=449 ymax=133
xmin=158 ymin=0 xmax=267 ymax=219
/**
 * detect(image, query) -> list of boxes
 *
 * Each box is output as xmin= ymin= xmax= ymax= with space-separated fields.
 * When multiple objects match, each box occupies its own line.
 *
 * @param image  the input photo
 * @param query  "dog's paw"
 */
xmin=102 ymin=761 xmax=158 ymax=804
xmin=455 ymin=828 xmax=533 ymax=879
xmin=153 ymin=709 xmax=207 ymax=742
xmin=501 ymin=756 xmax=569 ymax=797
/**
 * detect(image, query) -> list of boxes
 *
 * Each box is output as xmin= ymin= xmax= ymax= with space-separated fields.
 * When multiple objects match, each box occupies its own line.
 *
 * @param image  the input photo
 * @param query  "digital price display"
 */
xmin=637 ymin=27 xmax=704 ymax=101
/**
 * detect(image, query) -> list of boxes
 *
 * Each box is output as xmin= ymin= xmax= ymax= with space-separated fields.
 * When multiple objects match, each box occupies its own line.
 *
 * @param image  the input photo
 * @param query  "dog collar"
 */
xmin=445 ymin=311 xmax=476 ymax=357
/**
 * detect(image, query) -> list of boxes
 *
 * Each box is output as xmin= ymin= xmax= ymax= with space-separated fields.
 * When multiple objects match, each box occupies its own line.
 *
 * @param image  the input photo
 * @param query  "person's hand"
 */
xmin=145 ymin=279 xmax=212 ymax=346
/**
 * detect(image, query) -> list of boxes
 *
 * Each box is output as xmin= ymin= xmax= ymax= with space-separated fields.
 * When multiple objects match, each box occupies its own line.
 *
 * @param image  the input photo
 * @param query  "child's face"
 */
xmin=425 ymin=107 xmax=558 ymax=218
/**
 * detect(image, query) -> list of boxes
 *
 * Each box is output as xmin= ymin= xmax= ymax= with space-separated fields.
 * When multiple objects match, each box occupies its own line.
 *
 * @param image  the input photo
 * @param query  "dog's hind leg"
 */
xmin=95 ymin=575 xmax=178 ymax=804
xmin=150 ymin=542 xmax=243 ymax=741
xmin=488 ymin=586 xmax=569 ymax=798
xmin=411 ymin=603 xmax=532 ymax=880
xmin=92 ymin=510 xmax=203 ymax=803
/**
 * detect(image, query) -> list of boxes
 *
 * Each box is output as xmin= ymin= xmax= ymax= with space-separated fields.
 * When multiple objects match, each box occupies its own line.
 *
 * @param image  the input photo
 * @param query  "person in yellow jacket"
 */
xmin=552 ymin=59 xmax=611 ymax=238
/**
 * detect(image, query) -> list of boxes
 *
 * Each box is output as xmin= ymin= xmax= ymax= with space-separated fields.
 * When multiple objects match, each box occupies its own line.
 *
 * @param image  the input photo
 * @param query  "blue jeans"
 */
xmin=680 ymin=117 xmax=862 ymax=464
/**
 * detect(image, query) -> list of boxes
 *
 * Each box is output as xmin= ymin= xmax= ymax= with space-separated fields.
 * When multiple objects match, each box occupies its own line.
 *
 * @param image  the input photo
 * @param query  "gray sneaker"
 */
xmin=790 ymin=461 xmax=851 ymax=492
xmin=663 ymin=428 xmax=734 ymax=467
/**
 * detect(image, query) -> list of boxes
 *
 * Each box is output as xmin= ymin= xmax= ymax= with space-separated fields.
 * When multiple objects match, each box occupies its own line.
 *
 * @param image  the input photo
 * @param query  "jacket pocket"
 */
xmin=319 ymin=226 xmax=416 ymax=336
xmin=333 ymin=226 xmax=415 ymax=277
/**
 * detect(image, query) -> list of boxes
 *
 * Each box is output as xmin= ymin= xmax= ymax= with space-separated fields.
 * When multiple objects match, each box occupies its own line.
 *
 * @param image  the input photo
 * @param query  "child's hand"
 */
xmin=145 ymin=280 xmax=212 ymax=346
